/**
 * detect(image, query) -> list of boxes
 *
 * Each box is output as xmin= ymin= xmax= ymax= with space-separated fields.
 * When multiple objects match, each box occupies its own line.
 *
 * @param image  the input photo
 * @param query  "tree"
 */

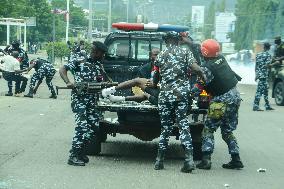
xmin=217 ymin=0 xmax=226 ymax=12
xmin=204 ymin=0 xmax=216 ymax=39
xmin=233 ymin=0 xmax=283 ymax=50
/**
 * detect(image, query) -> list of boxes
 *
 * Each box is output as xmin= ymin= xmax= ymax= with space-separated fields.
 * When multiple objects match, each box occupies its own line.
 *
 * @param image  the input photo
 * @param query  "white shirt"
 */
xmin=0 ymin=55 xmax=20 ymax=72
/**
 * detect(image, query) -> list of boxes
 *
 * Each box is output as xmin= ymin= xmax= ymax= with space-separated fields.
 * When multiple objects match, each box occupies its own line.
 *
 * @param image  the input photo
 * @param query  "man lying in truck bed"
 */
xmin=102 ymin=48 xmax=160 ymax=105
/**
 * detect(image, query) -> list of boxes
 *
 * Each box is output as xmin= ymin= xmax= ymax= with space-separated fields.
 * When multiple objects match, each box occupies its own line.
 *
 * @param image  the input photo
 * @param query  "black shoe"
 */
xmin=222 ymin=160 xmax=244 ymax=169
xmin=181 ymin=162 xmax=195 ymax=173
xmin=266 ymin=107 xmax=274 ymax=111
xmin=154 ymin=149 xmax=165 ymax=170
xmin=196 ymin=154 xmax=211 ymax=170
xmin=67 ymin=155 xmax=85 ymax=166
xmin=180 ymin=150 xmax=195 ymax=173
xmin=24 ymin=93 xmax=33 ymax=98
xmin=5 ymin=92 xmax=13 ymax=96
xmin=222 ymin=154 xmax=244 ymax=169
xmin=253 ymin=108 xmax=263 ymax=111
xmin=49 ymin=94 xmax=57 ymax=99
xmin=80 ymin=154 xmax=89 ymax=163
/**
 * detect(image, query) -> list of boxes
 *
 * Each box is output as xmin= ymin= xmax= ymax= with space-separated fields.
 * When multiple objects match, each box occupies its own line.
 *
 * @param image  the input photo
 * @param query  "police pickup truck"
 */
xmin=85 ymin=31 xmax=209 ymax=160
xmin=270 ymin=61 xmax=284 ymax=105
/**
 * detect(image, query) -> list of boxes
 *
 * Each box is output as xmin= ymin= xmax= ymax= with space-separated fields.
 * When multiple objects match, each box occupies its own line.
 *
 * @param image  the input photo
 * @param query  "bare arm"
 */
xmin=190 ymin=62 xmax=204 ymax=80
xmin=25 ymin=63 xmax=35 ymax=73
xmin=59 ymin=66 xmax=74 ymax=88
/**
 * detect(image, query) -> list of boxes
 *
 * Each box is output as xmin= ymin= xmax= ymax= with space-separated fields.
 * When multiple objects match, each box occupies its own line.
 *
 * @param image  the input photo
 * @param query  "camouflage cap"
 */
xmin=162 ymin=31 xmax=180 ymax=41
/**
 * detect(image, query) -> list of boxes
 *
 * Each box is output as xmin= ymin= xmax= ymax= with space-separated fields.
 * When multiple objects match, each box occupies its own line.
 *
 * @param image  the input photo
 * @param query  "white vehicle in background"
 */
xmin=225 ymin=49 xmax=254 ymax=65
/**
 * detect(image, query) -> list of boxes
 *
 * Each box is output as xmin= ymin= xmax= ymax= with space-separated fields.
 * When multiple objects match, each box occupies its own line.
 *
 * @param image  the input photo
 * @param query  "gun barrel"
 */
xmin=55 ymin=82 xmax=118 ymax=95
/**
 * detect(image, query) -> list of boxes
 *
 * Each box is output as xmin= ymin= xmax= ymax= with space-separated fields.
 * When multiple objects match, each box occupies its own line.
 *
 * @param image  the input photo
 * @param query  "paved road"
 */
xmin=0 ymin=74 xmax=283 ymax=189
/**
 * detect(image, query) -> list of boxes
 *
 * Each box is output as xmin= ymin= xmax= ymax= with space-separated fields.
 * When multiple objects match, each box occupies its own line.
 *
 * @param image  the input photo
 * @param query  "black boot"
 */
xmin=49 ymin=87 xmax=57 ymax=99
xmin=5 ymin=92 xmax=13 ymax=96
xmin=181 ymin=149 xmax=195 ymax=173
xmin=196 ymin=154 xmax=212 ymax=170
xmin=24 ymin=88 xmax=34 ymax=98
xmin=222 ymin=154 xmax=244 ymax=169
xmin=49 ymin=93 xmax=57 ymax=99
xmin=68 ymin=149 xmax=85 ymax=166
xmin=80 ymin=145 xmax=89 ymax=163
xmin=154 ymin=149 xmax=166 ymax=170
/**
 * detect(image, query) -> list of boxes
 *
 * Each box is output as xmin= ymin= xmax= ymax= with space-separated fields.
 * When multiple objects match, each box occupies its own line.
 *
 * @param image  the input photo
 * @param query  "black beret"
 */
xmin=93 ymin=41 xmax=108 ymax=53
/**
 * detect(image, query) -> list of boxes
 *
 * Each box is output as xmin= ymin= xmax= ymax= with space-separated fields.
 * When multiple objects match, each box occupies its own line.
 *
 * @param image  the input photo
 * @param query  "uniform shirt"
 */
xmin=64 ymin=57 xmax=105 ymax=95
xmin=0 ymin=55 xmax=20 ymax=72
xmin=255 ymin=51 xmax=271 ymax=79
xmin=200 ymin=66 xmax=241 ymax=105
xmin=154 ymin=44 xmax=195 ymax=102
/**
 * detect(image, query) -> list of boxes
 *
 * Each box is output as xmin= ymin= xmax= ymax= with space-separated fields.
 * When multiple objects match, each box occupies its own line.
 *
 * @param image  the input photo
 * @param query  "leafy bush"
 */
xmin=45 ymin=42 xmax=70 ymax=63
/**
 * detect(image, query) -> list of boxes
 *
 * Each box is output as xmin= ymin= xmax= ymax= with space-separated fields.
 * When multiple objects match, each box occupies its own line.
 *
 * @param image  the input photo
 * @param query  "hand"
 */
xmin=180 ymin=36 xmax=191 ymax=45
xmin=66 ymin=82 xmax=75 ymax=89
xmin=145 ymin=79 xmax=155 ymax=88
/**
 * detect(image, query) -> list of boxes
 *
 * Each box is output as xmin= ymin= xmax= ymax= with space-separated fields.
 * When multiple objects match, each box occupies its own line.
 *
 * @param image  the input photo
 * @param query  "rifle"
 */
xmin=56 ymin=81 xmax=118 ymax=96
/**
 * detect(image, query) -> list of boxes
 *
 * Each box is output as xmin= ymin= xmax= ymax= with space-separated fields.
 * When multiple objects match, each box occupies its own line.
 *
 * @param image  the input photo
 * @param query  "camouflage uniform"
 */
xmin=29 ymin=60 xmax=56 ymax=95
xmin=64 ymin=57 xmax=104 ymax=152
xmin=154 ymin=44 xmax=195 ymax=151
xmin=253 ymin=51 xmax=272 ymax=109
xmin=200 ymin=67 xmax=241 ymax=155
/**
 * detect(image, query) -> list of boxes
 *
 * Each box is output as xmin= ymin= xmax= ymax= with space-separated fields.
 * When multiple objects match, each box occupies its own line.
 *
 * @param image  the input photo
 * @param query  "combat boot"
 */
xmin=24 ymin=88 xmax=34 ymax=98
xmin=196 ymin=154 xmax=212 ymax=170
xmin=49 ymin=93 xmax=57 ymax=99
xmin=68 ymin=155 xmax=85 ymax=166
xmin=68 ymin=149 xmax=85 ymax=166
xmin=5 ymin=92 xmax=13 ymax=96
xmin=154 ymin=149 xmax=166 ymax=170
xmin=181 ymin=149 xmax=195 ymax=173
xmin=222 ymin=154 xmax=244 ymax=169
xmin=80 ymin=145 xmax=89 ymax=163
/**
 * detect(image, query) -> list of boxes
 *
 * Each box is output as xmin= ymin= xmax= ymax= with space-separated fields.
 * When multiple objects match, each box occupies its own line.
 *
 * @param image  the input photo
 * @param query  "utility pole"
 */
xmin=127 ymin=0 xmax=129 ymax=22
xmin=52 ymin=14 xmax=55 ymax=64
xmin=108 ymin=0 xmax=111 ymax=33
xmin=88 ymin=0 xmax=93 ymax=41
xmin=66 ymin=0 xmax=70 ymax=43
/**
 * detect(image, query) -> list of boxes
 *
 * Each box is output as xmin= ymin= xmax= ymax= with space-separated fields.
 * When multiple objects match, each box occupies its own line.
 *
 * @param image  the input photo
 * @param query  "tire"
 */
xmin=192 ymin=142 xmax=202 ymax=160
xmin=100 ymin=132 xmax=107 ymax=143
xmin=85 ymin=134 xmax=101 ymax=156
xmin=274 ymin=82 xmax=284 ymax=106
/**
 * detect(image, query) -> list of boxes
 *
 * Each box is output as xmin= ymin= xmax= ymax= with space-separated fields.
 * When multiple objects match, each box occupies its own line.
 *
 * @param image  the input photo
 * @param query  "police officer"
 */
xmin=4 ymin=40 xmax=29 ymax=94
xmin=274 ymin=36 xmax=284 ymax=60
xmin=24 ymin=58 xmax=57 ymax=99
xmin=194 ymin=39 xmax=244 ymax=170
xmin=153 ymin=32 xmax=200 ymax=173
xmin=59 ymin=41 xmax=108 ymax=166
xmin=253 ymin=42 xmax=274 ymax=111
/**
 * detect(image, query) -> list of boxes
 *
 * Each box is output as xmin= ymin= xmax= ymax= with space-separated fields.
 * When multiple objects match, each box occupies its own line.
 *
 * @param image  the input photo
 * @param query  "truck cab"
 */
xmin=103 ymin=31 xmax=164 ymax=88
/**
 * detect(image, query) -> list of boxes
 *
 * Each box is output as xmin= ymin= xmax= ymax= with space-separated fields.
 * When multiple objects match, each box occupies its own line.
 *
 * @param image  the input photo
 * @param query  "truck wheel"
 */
xmin=193 ymin=142 xmax=202 ymax=160
xmin=85 ymin=135 xmax=101 ymax=156
xmin=274 ymin=82 xmax=284 ymax=105
xmin=100 ymin=132 xmax=107 ymax=143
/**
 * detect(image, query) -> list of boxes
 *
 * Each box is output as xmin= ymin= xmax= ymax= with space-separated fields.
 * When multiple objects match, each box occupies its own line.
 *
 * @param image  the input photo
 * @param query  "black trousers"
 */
xmin=2 ymin=72 xmax=28 ymax=93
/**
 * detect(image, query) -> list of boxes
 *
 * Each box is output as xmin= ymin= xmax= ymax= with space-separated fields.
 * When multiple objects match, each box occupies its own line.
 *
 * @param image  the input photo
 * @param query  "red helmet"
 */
xmin=201 ymin=39 xmax=220 ymax=58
